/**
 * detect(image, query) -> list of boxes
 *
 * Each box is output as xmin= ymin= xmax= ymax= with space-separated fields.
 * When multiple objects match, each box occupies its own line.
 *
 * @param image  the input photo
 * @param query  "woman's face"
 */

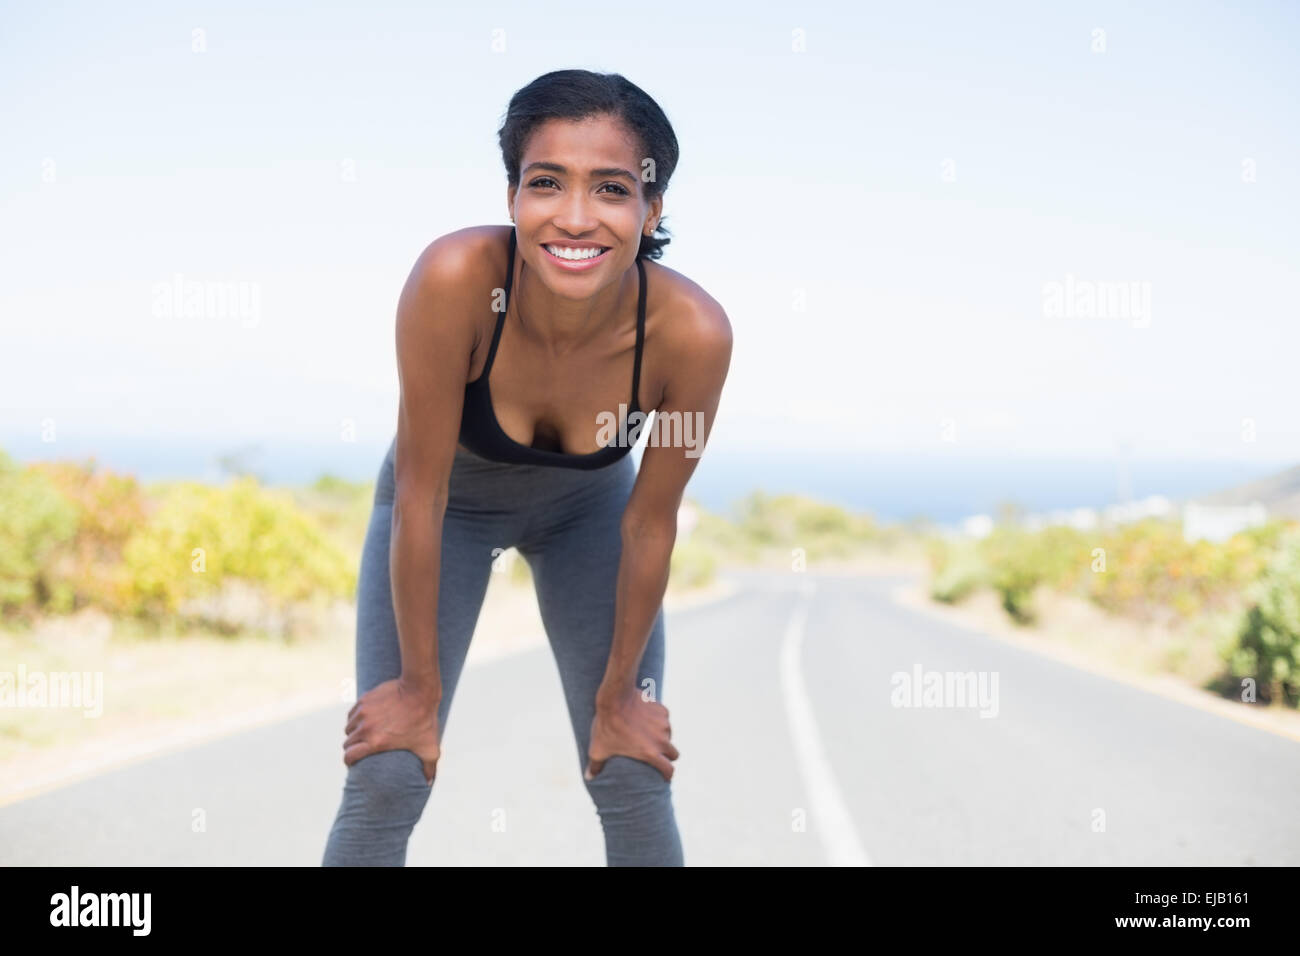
xmin=507 ymin=114 xmax=661 ymax=297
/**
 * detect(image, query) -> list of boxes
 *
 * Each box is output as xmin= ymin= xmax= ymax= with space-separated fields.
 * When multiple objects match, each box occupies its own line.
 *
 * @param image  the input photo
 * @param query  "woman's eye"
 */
xmin=527 ymin=177 xmax=628 ymax=196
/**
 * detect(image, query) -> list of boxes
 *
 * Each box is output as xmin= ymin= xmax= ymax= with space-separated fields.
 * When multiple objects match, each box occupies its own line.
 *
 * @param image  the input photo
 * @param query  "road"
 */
xmin=3 ymin=568 xmax=1298 ymax=865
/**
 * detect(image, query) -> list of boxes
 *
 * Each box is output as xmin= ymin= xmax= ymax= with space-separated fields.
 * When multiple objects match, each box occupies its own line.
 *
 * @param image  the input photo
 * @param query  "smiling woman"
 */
xmin=321 ymin=69 xmax=733 ymax=867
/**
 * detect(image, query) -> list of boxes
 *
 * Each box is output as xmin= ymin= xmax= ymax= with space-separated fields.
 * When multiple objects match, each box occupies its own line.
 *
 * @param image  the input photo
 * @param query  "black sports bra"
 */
xmin=457 ymin=227 xmax=647 ymax=470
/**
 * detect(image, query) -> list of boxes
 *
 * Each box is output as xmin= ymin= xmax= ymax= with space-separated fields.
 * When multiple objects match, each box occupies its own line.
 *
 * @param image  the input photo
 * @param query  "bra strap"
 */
xmin=631 ymin=256 xmax=646 ymax=411
xmin=482 ymin=227 xmax=516 ymax=374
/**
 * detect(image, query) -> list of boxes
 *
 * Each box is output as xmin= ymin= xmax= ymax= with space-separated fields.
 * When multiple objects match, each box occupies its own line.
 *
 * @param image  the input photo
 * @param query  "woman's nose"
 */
xmin=553 ymin=192 xmax=600 ymax=233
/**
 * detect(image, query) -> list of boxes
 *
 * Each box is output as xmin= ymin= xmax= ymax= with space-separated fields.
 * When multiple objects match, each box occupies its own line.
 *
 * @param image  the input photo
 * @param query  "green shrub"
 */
xmin=686 ymin=507 xmax=759 ymax=564
xmin=0 ymin=451 xmax=79 ymax=619
xmin=291 ymin=474 xmax=375 ymax=558
xmin=978 ymin=527 xmax=1045 ymax=624
xmin=27 ymin=457 xmax=147 ymax=614
xmin=1034 ymin=525 xmax=1092 ymax=592
xmin=1086 ymin=517 xmax=1279 ymax=622
xmin=929 ymin=543 xmax=986 ymax=604
xmin=670 ymin=536 xmax=718 ymax=590
xmin=732 ymin=490 xmax=879 ymax=561
xmin=120 ymin=476 xmax=356 ymax=622
xmin=1221 ymin=529 xmax=1300 ymax=707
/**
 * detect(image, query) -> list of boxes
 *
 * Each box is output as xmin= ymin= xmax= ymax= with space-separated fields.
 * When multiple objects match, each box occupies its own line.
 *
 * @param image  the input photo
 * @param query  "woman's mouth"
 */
xmin=541 ymin=243 xmax=611 ymax=271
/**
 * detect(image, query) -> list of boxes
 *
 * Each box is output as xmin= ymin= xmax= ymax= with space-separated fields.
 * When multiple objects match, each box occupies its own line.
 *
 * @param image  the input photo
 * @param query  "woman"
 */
xmin=321 ymin=69 xmax=732 ymax=867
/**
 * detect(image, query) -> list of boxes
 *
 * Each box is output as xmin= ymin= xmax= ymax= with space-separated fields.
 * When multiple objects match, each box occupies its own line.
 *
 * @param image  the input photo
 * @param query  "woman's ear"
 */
xmin=645 ymin=195 xmax=663 ymax=235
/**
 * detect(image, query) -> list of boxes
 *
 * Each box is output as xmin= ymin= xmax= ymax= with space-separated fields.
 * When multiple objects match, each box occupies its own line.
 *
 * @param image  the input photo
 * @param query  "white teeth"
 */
xmin=545 ymin=244 xmax=606 ymax=261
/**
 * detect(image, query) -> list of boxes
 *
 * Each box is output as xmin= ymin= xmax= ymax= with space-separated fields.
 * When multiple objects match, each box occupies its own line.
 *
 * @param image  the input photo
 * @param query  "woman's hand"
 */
xmin=343 ymin=677 xmax=442 ymax=785
xmin=586 ymin=685 xmax=679 ymax=783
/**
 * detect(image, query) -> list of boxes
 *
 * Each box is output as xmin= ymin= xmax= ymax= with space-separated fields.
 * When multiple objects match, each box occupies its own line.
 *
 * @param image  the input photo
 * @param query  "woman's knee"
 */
xmin=341 ymin=748 xmax=434 ymax=821
xmin=583 ymin=755 xmax=674 ymax=813
xmin=582 ymin=755 xmax=683 ymax=865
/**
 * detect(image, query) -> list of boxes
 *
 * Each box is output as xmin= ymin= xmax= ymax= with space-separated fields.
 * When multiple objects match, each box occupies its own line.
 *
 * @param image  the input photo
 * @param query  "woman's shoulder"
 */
xmin=395 ymin=226 xmax=510 ymax=367
xmin=408 ymin=224 xmax=510 ymax=288
xmin=644 ymin=258 xmax=732 ymax=357
xmin=637 ymin=258 xmax=732 ymax=412
xmin=398 ymin=226 xmax=511 ymax=338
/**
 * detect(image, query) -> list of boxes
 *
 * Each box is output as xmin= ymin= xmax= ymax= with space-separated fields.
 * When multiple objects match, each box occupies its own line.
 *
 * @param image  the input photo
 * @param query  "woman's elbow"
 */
xmin=621 ymin=511 xmax=678 ymax=547
xmin=392 ymin=483 xmax=449 ymax=528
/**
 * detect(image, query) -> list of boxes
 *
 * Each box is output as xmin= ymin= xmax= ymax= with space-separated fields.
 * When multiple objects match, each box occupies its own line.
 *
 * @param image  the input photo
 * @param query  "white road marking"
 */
xmin=779 ymin=588 xmax=873 ymax=866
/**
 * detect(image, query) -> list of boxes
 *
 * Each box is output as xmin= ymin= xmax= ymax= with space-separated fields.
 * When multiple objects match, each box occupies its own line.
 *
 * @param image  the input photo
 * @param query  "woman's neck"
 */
xmin=510 ymin=257 xmax=636 ymax=357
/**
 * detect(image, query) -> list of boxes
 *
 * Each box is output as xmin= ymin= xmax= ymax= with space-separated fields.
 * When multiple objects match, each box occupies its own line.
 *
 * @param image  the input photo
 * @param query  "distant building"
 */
xmin=1102 ymin=495 xmax=1173 ymax=525
xmin=1024 ymin=507 xmax=1100 ymax=532
xmin=956 ymin=486 xmax=1285 ymax=544
xmin=963 ymin=496 xmax=1167 ymax=537
xmin=1181 ymin=501 xmax=1267 ymax=543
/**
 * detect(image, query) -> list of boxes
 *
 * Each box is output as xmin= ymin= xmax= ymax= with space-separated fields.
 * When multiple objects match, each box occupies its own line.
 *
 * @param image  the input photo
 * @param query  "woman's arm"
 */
xmin=585 ymin=295 xmax=732 ymax=781
xmin=389 ymin=236 xmax=479 ymax=701
xmin=343 ymin=231 xmax=481 ymax=782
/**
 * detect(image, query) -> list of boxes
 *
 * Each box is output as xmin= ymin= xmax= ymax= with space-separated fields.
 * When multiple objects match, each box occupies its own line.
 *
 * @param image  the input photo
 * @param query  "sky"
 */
xmin=2 ymin=0 xmax=1298 ymax=481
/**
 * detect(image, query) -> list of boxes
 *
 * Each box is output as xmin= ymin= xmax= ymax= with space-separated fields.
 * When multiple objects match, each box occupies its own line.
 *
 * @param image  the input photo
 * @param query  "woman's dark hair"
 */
xmin=498 ymin=70 xmax=679 ymax=260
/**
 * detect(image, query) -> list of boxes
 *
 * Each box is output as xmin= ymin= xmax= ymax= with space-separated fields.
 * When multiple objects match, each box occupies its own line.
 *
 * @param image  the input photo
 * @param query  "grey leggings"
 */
xmin=321 ymin=437 xmax=683 ymax=866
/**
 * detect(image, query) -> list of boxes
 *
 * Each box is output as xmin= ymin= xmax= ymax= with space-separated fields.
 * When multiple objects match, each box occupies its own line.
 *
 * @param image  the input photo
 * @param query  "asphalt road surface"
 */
xmin=4 ymin=568 xmax=1298 ymax=865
